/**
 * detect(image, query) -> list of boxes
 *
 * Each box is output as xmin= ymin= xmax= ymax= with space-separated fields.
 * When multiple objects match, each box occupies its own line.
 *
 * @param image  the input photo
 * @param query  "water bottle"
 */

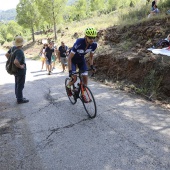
xmin=75 ymin=83 xmax=79 ymax=92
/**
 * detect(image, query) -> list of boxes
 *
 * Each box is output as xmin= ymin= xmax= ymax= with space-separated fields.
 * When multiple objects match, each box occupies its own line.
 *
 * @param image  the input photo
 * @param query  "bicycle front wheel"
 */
xmin=65 ymin=78 xmax=77 ymax=105
xmin=81 ymin=85 xmax=97 ymax=118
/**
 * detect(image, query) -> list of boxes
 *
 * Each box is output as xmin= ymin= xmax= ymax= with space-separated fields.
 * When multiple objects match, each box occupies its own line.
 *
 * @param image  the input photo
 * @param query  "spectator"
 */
xmin=40 ymin=44 xmax=47 ymax=71
xmin=5 ymin=36 xmax=29 ymax=104
xmin=52 ymin=44 xmax=57 ymax=70
xmin=45 ymin=42 xmax=56 ymax=75
xmin=151 ymin=0 xmax=156 ymax=10
xmin=58 ymin=41 xmax=69 ymax=72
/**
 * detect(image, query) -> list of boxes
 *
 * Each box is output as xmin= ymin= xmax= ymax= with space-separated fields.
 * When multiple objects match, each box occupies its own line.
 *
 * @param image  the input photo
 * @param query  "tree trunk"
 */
xmin=54 ymin=21 xmax=57 ymax=41
xmin=52 ymin=0 xmax=57 ymax=41
xmin=31 ymin=26 xmax=35 ymax=42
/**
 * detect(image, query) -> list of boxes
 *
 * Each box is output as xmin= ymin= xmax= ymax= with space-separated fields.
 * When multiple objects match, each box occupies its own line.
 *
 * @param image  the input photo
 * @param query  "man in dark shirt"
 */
xmin=58 ymin=41 xmax=69 ymax=72
xmin=5 ymin=36 xmax=29 ymax=104
xmin=45 ymin=42 xmax=55 ymax=75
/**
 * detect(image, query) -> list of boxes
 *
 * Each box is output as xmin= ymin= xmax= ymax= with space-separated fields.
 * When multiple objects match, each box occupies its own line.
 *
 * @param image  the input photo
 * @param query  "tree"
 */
xmin=16 ymin=0 xmax=41 ymax=42
xmin=35 ymin=0 xmax=67 ymax=41
xmin=72 ymin=0 xmax=88 ymax=20
xmin=0 ymin=24 xmax=8 ymax=42
xmin=7 ymin=21 xmax=23 ymax=37
xmin=90 ymin=0 xmax=105 ymax=12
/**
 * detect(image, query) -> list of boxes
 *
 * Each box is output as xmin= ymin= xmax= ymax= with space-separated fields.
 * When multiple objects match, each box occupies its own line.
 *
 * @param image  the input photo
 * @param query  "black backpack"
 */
xmin=6 ymin=47 xmax=19 ymax=75
xmin=156 ymin=39 xmax=170 ymax=48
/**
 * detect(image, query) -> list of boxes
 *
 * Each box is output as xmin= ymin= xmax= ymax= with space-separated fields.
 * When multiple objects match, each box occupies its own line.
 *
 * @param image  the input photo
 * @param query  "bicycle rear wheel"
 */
xmin=81 ymin=85 xmax=97 ymax=118
xmin=65 ymin=78 xmax=77 ymax=104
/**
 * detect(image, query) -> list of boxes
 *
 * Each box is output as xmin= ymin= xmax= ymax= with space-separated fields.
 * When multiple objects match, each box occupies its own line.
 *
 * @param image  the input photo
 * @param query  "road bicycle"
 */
xmin=65 ymin=69 xmax=97 ymax=118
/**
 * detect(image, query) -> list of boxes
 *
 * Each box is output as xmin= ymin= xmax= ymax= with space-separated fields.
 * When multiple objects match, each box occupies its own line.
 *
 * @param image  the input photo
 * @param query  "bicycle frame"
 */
xmin=71 ymin=69 xmax=91 ymax=99
xmin=65 ymin=68 xmax=97 ymax=118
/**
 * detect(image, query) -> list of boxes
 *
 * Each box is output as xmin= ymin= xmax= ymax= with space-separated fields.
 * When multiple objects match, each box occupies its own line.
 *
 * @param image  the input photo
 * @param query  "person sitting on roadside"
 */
xmin=151 ymin=0 xmax=157 ymax=11
xmin=58 ymin=41 xmax=69 ymax=72
xmin=148 ymin=5 xmax=160 ymax=18
xmin=40 ymin=44 xmax=47 ymax=71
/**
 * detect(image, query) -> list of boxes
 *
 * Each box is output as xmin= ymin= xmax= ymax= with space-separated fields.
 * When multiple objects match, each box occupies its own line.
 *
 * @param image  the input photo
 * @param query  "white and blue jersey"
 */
xmin=70 ymin=38 xmax=97 ymax=72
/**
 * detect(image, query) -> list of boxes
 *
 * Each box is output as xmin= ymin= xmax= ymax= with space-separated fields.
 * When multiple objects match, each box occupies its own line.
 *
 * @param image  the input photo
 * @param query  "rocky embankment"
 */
xmin=94 ymin=16 xmax=170 ymax=102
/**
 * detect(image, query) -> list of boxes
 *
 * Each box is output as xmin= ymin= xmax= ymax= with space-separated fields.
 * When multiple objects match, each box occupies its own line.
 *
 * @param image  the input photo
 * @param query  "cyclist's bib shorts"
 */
xmin=72 ymin=58 xmax=88 ymax=75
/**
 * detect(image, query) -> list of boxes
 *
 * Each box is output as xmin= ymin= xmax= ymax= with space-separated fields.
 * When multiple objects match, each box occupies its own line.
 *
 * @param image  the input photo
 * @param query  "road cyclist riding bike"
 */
xmin=66 ymin=27 xmax=97 ymax=101
xmin=65 ymin=27 xmax=98 ymax=118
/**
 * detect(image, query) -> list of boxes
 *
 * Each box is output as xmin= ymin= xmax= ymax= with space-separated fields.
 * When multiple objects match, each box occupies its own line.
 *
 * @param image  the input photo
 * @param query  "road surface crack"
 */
xmin=46 ymin=118 xmax=89 ymax=140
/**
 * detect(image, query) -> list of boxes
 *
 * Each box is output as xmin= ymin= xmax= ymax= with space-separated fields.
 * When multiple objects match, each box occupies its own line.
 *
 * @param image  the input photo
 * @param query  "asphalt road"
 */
xmin=0 ymin=49 xmax=170 ymax=170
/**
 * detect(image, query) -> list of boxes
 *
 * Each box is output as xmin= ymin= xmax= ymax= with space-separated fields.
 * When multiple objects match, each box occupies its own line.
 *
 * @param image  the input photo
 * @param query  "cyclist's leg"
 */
xmin=78 ymin=59 xmax=88 ymax=86
xmin=67 ymin=62 xmax=77 ymax=87
xmin=77 ymin=61 xmax=88 ymax=102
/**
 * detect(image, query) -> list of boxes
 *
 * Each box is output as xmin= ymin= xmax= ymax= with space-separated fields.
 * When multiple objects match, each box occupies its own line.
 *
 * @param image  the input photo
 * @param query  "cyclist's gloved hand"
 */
xmin=69 ymin=70 xmax=72 ymax=77
xmin=90 ymin=65 xmax=96 ymax=71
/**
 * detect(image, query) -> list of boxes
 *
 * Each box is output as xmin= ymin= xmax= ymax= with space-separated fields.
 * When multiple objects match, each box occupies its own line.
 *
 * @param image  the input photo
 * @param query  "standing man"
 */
xmin=5 ymin=35 xmax=29 ymax=104
xmin=58 ymin=41 xmax=69 ymax=72
xmin=45 ymin=42 xmax=56 ymax=75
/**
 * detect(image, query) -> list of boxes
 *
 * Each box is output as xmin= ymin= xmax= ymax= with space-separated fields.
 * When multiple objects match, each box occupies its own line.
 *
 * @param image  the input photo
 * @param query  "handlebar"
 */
xmin=71 ymin=68 xmax=95 ymax=75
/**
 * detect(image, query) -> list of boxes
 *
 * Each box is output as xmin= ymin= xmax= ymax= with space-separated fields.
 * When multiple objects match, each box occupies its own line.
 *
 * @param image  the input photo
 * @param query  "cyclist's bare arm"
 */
xmin=89 ymin=52 xmax=94 ymax=66
xmin=89 ymin=52 xmax=96 ymax=73
xmin=68 ymin=52 xmax=75 ymax=71
xmin=67 ymin=52 xmax=77 ymax=85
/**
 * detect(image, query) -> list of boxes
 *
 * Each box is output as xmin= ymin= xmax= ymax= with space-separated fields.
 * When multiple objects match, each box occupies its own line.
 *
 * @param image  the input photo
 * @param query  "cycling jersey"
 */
xmin=71 ymin=38 xmax=97 ymax=63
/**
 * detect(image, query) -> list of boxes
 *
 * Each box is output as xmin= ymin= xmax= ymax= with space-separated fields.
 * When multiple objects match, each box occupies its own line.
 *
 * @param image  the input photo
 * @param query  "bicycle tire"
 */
xmin=65 ymin=78 xmax=77 ymax=105
xmin=80 ymin=85 xmax=97 ymax=118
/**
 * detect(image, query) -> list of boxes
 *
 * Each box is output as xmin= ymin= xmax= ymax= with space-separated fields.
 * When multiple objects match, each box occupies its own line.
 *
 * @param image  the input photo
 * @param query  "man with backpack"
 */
xmin=5 ymin=35 xmax=29 ymax=104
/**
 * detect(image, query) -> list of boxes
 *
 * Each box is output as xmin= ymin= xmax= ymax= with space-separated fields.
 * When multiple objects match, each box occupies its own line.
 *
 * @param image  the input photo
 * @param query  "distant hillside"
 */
xmin=0 ymin=9 xmax=16 ymax=22
xmin=0 ymin=1 xmax=75 ymax=21
xmin=67 ymin=0 xmax=76 ymax=5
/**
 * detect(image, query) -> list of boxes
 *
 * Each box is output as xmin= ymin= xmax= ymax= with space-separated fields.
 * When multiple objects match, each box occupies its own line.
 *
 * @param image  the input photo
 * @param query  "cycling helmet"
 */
xmin=85 ymin=27 xmax=97 ymax=37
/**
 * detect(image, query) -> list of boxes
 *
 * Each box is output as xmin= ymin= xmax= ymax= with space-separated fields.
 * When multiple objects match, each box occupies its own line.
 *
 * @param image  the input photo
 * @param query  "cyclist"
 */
xmin=66 ymin=27 xmax=97 ymax=97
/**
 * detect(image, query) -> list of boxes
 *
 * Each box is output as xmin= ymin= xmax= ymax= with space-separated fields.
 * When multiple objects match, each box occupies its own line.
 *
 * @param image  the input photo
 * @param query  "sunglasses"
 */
xmin=87 ymin=36 xmax=96 ymax=40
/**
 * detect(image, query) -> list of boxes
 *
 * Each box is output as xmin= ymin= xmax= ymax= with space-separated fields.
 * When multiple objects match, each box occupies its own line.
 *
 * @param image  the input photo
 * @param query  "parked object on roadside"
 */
xmin=152 ymin=34 xmax=170 ymax=49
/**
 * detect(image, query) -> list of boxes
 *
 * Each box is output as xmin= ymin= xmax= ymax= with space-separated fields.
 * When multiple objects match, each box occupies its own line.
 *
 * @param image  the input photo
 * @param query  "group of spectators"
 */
xmin=39 ymin=41 xmax=69 ymax=75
